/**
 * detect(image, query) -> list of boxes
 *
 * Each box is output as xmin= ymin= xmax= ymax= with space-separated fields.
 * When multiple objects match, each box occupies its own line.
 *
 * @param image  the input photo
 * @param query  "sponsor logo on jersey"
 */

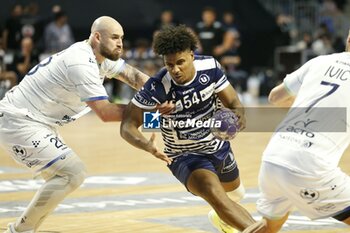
xmin=315 ymin=203 xmax=336 ymax=213
xmin=135 ymin=93 xmax=155 ymax=107
xmin=32 ymin=140 xmax=41 ymax=148
xmin=151 ymin=82 xmax=156 ymax=91
xmin=61 ymin=115 xmax=76 ymax=124
xmin=12 ymin=145 xmax=27 ymax=159
xmin=199 ymin=83 xmax=214 ymax=101
xmin=294 ymin=119 xmax=318 ymax=128
xmin=221 ymin=153 xmax=237 ymax=173
xmin=26 ymin=159 xmax=41 ymax=168
xmin=300 ymin=188 xmax=319 ymax=202
xmin=285 ymin=126 xmax=315 ymax=138
xmin=278 ymin=134 xmax=314 ymax=148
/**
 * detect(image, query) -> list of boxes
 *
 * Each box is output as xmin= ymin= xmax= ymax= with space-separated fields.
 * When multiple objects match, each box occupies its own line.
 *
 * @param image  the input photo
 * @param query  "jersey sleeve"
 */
xmin=213 ymin=59 xmax=230 ymax=93
xmin=101 ymin=58 xmax=126 ymax=79
xmin=283 ymin=57 xmax=315 ymax=95
xmin=131 ymin=77 xmax=165 ymax=110
xmin=67 ymin=64 xmax=108 ymax=102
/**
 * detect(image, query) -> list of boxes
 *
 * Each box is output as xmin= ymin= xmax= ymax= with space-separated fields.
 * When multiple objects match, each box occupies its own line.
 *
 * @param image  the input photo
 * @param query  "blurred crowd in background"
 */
xmin=0 ymin=0 xmax=349 ymax=104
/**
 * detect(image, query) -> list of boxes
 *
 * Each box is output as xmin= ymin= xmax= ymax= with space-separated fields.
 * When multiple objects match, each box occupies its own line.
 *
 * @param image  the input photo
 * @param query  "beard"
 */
xmin=99 ymin=43 xmax=120 ymax=61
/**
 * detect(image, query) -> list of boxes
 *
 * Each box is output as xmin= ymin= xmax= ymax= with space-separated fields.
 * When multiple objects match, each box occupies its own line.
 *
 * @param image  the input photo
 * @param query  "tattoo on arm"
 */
xmin=116 ymin=64 xmax=149 ymax=90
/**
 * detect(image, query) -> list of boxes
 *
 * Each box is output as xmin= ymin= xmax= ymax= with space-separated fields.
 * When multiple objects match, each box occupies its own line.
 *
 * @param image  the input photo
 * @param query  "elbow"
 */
xmin=99 ymin=114 xmax=109 ymax=122
xmin=97 ymin=112 xmax=110 ymax=122
xmin=100 ymin=117 xmax=109 ymax=123
xmin=268 ymin=92 xmax=277 ymax=105
xmin=120 ymin=121 xmax=129 ymax=140
xmin=268 ymin=88 xmax=294 ymax=107
xmin=120 ymin=122 xmax=126 ymax=139
xmin=268 ymin=88 xmax=280 ymax=105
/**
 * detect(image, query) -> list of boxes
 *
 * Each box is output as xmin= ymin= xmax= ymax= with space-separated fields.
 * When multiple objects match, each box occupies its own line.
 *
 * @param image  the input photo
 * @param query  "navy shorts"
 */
xmin=167 ymin=148 xmax=239 ymax=188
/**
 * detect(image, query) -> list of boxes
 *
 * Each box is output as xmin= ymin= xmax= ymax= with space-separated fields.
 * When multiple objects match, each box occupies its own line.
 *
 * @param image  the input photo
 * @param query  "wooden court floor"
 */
xmin=0 ymin=112 xmax=350 ymax=233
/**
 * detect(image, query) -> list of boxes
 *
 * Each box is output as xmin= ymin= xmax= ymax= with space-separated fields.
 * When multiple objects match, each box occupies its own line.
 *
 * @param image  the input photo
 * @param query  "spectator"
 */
xmin=153 ymin=10 xmax=179 ymax=32
xmin=52 ymin=4 xmax=62 ymax=15
xmin=214 ymin=11 xmax=241 ymax=57
xmin=295 ymin=31 xmax=313 ymax=51
xmin=6 ymin=37 xmax=39 ymax=84
xmin=219 ymin=41 xmax=248 ymax=93
xmin=195 ymin=6 xmax=226 ymax=57
xmin=319 ymin=0 xmax=350 ymax=41
xmin=44 ymin=11 xmax=74 ymax=53
xmin=117 ymin=38 xmax=161 ymax=104
xmin=222 ymin=11 xmax=239 ymax=33
xmin=218 ymin=11 xmax=248 ymax=93
xmin=2 ymin=4 xmax=23 ymax=51
xmin=312 ymin=33 xmax=334 ymax=55
xmin=40 ymin=4 xmax=63 ymax=29
xmin=20 ymin=2 xmax=43 ymax=46
xmin=126 ymin=38 xmax=155 ymax=61
xmin=274 ymin=13 xmax=295 ymax=47
xmin=0 ymin=46 xmax=17 ymax=93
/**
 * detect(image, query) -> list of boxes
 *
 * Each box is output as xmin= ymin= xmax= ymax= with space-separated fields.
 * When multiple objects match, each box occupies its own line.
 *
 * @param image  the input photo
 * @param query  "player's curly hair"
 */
xmin=153 ymin=25 xmax=198 ymax=55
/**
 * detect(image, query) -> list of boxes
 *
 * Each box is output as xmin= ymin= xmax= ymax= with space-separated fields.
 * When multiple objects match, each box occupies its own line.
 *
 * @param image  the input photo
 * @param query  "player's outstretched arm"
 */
xmin=120 ymin=102 xmax=172 ymax=164
xmin=116 ymin=63 xmax=150 ymax=90
xmin=87 ymin=99 xmax=126 ymax=122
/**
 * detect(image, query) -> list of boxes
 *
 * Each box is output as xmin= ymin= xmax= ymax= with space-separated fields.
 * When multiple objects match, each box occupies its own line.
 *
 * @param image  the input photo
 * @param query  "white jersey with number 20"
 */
xmin=0 ymin=41 xmax=125 ymax=126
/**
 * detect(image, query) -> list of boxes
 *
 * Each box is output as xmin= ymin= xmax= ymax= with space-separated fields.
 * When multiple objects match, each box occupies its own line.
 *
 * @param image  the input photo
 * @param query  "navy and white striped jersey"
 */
xmin=0 ymin=41 xmax=125 ymax=126
xmin=132 ymin=55 xmax=231 ymax=158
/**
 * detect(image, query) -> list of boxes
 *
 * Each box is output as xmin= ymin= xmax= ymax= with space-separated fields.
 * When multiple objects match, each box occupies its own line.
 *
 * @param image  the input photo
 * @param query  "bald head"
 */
xmin=88 ymin=16 xmax=124 ymax=62
xmin=91 ymin=16 xmax=122 ymax=34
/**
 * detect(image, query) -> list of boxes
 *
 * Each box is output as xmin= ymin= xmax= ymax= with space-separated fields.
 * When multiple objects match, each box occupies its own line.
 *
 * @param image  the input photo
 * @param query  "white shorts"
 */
xmin=257 ymin=161 xmax=350 ymax=220
xmin=0 ymin=111 xmax=73 ymax=174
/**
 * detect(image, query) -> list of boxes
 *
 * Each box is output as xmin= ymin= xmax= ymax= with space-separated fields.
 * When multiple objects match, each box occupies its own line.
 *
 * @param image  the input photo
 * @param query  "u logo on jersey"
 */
xmin=199 ymin=74 xmax=210 ymax=85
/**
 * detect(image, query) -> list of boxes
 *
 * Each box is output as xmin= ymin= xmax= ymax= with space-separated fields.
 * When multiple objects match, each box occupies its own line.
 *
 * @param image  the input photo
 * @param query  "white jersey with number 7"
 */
xmin=263 ymin=52 xmax=350 ymax=174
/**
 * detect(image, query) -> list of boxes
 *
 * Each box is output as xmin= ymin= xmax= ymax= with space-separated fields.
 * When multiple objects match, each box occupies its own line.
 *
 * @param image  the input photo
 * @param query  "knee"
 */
xmin=187 ymin=170 xmax=229 ymax=207
xmin=69 ymin=167 xmax=87 ymax=190
xmin=191 ymin=180 xmax=218 ymax=200
xmin=58 ymin=157 xmax=87 ymax=191
xmin=67 ymin=162 xmax=87 ymax=190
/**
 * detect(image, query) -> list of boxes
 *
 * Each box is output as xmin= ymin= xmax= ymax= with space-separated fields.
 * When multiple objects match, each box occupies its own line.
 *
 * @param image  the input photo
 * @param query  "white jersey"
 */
xmin=263 ymin=52 xmax=350 ymax=174
xmin=0 ymin=41 xmax=125 ymax=126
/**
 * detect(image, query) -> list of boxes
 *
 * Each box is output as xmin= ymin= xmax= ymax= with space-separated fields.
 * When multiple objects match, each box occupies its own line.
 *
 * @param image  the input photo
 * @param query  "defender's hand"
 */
xmin=156 ymin=101 xmax=175 ymax=115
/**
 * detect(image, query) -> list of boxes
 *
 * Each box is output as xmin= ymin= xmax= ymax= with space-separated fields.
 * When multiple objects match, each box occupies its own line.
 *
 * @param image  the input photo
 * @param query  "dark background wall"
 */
xmin=0 ymin=0 xmax=278 ymax=71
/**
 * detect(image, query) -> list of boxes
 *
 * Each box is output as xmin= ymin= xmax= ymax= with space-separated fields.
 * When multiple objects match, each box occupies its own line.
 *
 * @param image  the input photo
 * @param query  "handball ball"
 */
xmin=211 ymin=108 xmax=239 ymax=141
